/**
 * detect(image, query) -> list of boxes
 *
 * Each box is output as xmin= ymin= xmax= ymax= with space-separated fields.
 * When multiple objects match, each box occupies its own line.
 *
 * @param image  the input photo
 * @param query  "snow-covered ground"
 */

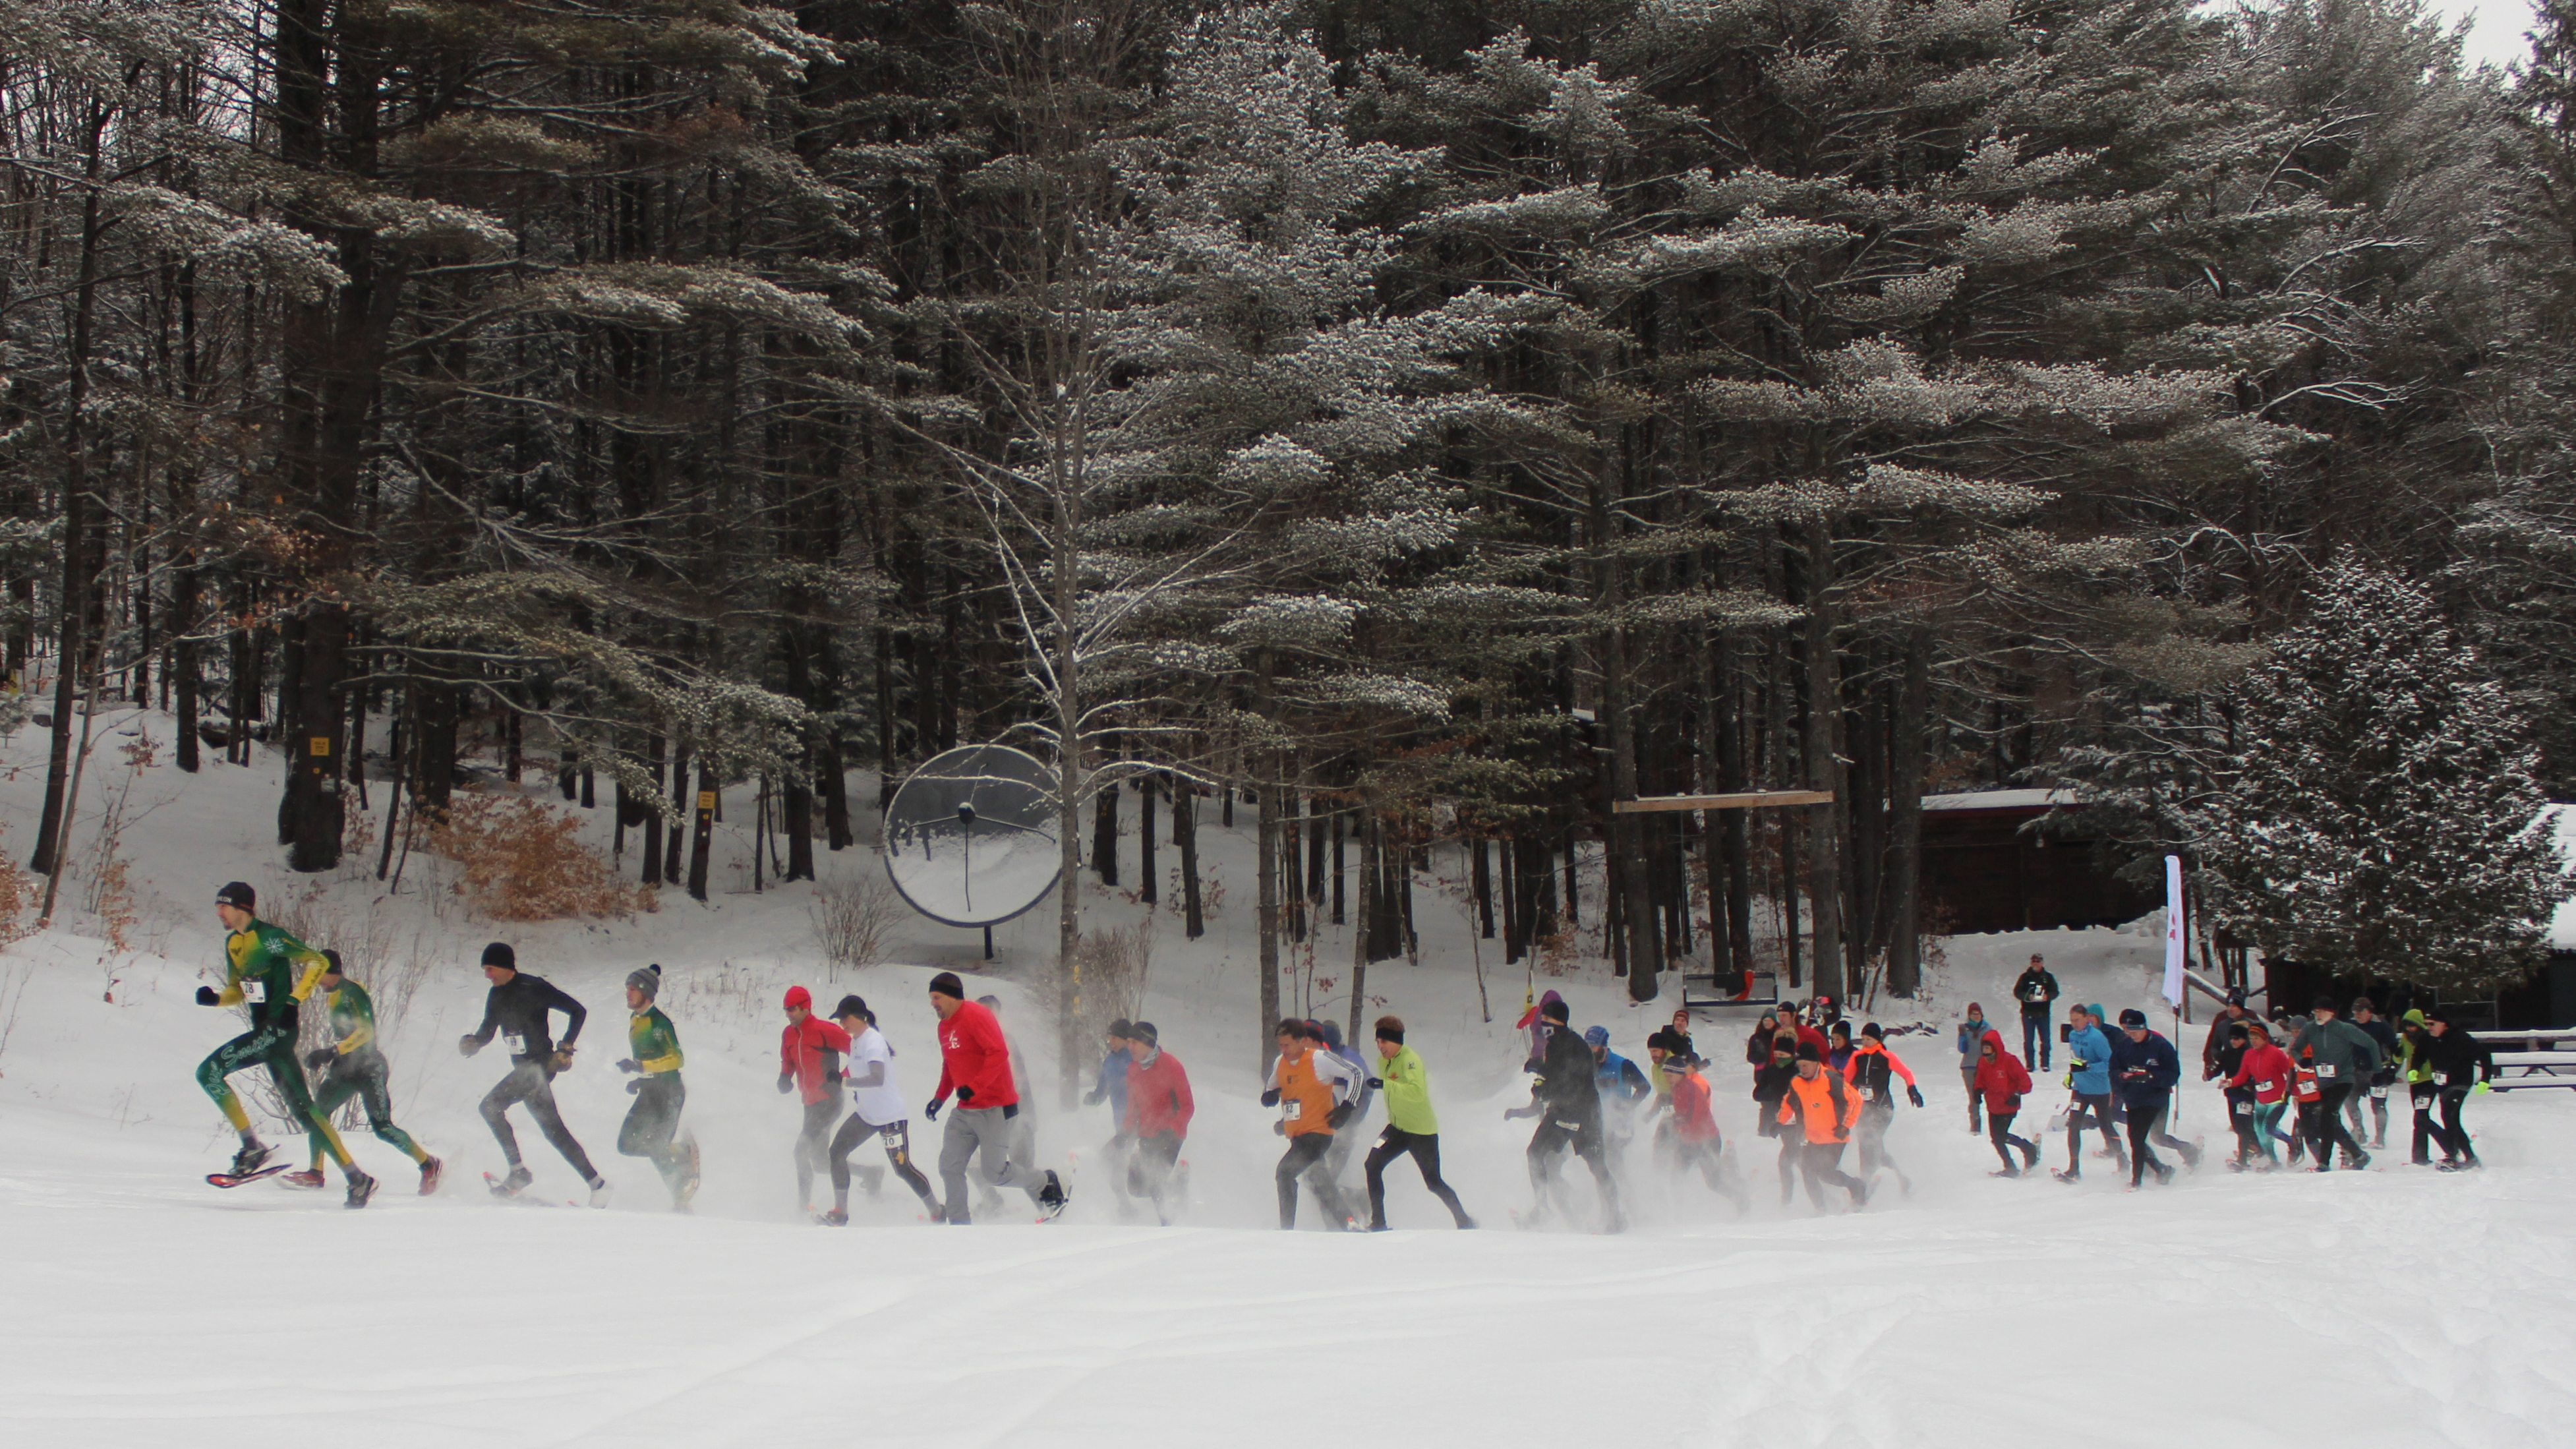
xmin=1 ymin=709 xmax=2571 ymax=1446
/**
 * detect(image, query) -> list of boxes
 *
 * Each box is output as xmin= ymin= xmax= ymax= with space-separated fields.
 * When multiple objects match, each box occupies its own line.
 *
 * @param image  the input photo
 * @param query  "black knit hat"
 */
xmin=1795 ymin=1041 xmax=1823 ymax=1063
xmin=1128 ymin=1020 xmax=1159 ymax=1046
xmin=2119 ymin=1008 xmax=2148 ymax=1028
xmin=1860 ymin=1021 xmax=1885 ymax=1041
xmin=1540 ymin=997 xmax=1571 ymax=1023
xmin=481 ymin=942 xmax=515 ymax=970
xmin=215 ymin=881 xmax=256 ymax=910
xmin=2312 ymin=994 xmax=2339 ymax=1013
xmin=626 ymin=964 xmax=662 ymax=1000
xmin=320 ymin=949 xmax=344 ymax=978
xmin=1107 ymin=1019 xmax=1134 ymax=1040
xmin=928 ymin=971 xmax=966 ymax=999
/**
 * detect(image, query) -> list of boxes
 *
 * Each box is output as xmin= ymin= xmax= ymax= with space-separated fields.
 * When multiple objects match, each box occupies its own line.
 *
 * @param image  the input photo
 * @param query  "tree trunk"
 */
xmin=686 ymin=765 xmax=717 ymax=902
xmin=1884 ymin=628 xmax=1931 ymax=997
xmin=664 ymin=736 xmax=691 ymax=884
xmin=641 ymin=734 xmax=666 ymax=886
xmin=1093 ymin=771 xmax=1119 ymax=885
xmin=1175 ymin=775 xmax=1203 ymax=939
xmin=173 ymin=563 xmax=200 ymax=773
xmin=1801 ymin=522 xmax=1846 ymax=1005
xmin=1254 ymin=656 xmax=1281 ymax=1078
xmin=1138 ymin=777 xmax=1157 ymax=905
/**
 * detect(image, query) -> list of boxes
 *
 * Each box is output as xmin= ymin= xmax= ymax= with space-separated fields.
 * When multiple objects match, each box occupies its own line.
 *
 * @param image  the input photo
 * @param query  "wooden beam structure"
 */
xmin=1614 ymin=789 xmax=1834 ymax=815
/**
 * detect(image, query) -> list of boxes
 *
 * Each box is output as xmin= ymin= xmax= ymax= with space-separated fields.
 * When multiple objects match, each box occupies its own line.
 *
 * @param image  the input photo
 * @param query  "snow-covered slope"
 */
xmin=0 ymin=711 xmax=2569 ymax=1446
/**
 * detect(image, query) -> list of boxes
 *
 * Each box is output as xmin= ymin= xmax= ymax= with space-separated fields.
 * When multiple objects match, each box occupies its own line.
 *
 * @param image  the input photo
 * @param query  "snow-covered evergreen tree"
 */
xmin=2198 ymin=560 xmax=2567 ymax=994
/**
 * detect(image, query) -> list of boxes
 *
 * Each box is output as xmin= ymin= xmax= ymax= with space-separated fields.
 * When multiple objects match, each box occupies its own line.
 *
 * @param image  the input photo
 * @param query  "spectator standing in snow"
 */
xmin=1361 ymin=1016 xmax=1473 ymax=1229
xmin=1776 ymin=1042 xmax=1869 ymax=1211
xmin=1121 ymin=1021 xmax=1194 ymax=1221
xmin=777 ymin=985 xmax=850 ymax=1214
xmin=2012 ymin=954 xmax=2061 ymax=1070
xmin=1974 ymin=1029 xmax=2039 ymax=1177
xmin=2287 ymin=996 xmax=2376 ymax=1171
xmin=2113 ymin=1008 xmax=2199 ymax=1185
xmin=1265 ymin=1019 xmax=1360 ymax=1229
xmin=925 ymin=973 xmax=1066 ymax=1223
xmin=1958 ymin=1003 xmax=2000 ymax=1132
xmin=2423 ymin=1011 xmax=2496 ymax=1170
xmin=2057 ymin=1004 xmax=2122 ymax=1183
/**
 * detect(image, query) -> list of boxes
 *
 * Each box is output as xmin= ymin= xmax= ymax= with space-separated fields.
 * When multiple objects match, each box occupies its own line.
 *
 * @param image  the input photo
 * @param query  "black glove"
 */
xmin=1273 ymin=1120 xmax=1286 ymax=1136
xmin=956 ymin=1085 xmax=975 ymax=1104
xmin=616 ymin=1057 xmax=640 ymax=1074
xmin=1084 ymin=1090 xmax=1104 ymax=1106
xmin=1326 ymin=1102 xmax=1355 ymax=1130
xmin=777 ymin=1073 xmax=794 ymax=1094
xmin=1260 ymin=1089 xmax=1280 ymax=1108
xmin=1906 ymin=1085 xmax=1925 ymax=1108
xmin=827 ymin=1070 xmax=844 ymax=1087
xmin=626 ymin=1078 xmax=644 ymax=1095
xmin=458 ymin=1034 xmax=482 ymax=1057
xmin=194 ymin=986 xmax=220 ymax=1006
xmin=1366 ymin=1077 xmax=1384 ymax=1090
xmin=925 ymin=1097 xmax=945 ymax=1121
xmin=1003 ymin=1102 xmax=1018 ymax=1119
xmin=303 ymin=1048 xmax=334 ymax=1070
xmin=549 ymin=1048 xmax=575 ymax=1074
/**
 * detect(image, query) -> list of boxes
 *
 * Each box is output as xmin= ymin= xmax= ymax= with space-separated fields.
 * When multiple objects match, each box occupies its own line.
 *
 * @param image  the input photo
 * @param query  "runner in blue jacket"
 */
xmin=2053 ymin=1005 xmax=2123 ymax=1182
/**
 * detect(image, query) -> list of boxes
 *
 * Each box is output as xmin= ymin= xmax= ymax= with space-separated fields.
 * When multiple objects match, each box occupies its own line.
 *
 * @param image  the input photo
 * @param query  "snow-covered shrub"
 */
xmin=811 ymin=875 xmax=902 ymax=977
xmin=424 ymin=793 xmax=652 ymax=922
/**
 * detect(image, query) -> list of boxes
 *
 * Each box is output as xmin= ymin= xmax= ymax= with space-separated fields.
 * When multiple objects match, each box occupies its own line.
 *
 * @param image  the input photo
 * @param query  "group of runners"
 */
xmin=193 ymin=884 xmax=2503 ymax=1224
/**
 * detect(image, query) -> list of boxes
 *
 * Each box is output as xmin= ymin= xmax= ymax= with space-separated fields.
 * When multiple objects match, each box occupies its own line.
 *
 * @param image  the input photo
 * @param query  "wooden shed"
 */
xmin=1917 ymin=790 xmax=2154 ymax=934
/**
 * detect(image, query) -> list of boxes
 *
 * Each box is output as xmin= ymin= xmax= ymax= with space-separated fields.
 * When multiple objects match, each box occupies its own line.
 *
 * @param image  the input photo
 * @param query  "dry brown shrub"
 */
xmin=0 ymin=825 xmax=30 ymax=950
xmin=426 ymin=792 xmax=652 ymax=922
xmin=1072 ymin=918 xmax=1153 ymax=1044
xmin=810 ymin=873 xmax=902 ymax=978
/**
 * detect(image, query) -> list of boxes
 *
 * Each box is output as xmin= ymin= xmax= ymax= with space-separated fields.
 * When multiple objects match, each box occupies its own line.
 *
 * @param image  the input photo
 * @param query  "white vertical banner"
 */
xmin=2162 ymin=854 xmax=2187 ymax=1010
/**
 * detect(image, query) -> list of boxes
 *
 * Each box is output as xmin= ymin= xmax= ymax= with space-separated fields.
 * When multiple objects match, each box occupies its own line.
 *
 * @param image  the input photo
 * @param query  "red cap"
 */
xmin=784 ymin=985 xmax=813 ymax=1010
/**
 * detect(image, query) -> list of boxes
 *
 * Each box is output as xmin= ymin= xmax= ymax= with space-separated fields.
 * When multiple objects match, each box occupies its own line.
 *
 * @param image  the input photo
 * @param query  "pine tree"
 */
xmin=2197 ymin=560 xmax=2565 ymax=993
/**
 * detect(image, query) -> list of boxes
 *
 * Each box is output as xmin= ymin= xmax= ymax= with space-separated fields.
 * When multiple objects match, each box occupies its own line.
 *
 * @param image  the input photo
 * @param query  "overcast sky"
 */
xmin=2440 ymin=0 xmax=2538 ymax=69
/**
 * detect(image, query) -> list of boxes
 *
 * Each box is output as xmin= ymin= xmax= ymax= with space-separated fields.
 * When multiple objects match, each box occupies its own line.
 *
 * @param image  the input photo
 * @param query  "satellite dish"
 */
xmin=883 ymin=744 xmax=1063 ymax=928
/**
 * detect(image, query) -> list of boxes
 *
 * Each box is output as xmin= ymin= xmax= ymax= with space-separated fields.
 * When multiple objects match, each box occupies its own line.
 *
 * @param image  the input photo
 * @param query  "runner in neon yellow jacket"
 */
xmin=1360 ymin=1017 xmax=1473 ymax=1229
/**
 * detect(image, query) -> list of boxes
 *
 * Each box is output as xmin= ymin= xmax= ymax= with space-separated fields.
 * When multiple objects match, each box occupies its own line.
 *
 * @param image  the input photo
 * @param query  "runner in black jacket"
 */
xmin=1508 ymin=998 xmax=1624 ymax=1231
xmin=2423 ymin=1012 xmax=2496 ymax=1169
xmin=459 ymin=943 xmax=608 ymax=1203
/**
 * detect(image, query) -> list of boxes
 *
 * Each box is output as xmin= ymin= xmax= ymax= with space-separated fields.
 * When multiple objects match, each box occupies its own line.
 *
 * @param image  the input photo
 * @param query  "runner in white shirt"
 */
xmin=821 ymin=995 xmax=942 ymax=1224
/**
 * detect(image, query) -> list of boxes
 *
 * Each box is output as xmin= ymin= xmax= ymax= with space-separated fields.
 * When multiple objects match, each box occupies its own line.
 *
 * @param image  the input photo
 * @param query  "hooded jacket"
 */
xmin=2397 ymin=1011 xmax=2437 ymax=1084
xmin=1972 ymin=1030 xmax=2034 ymax=1113
xmin=2064 ymin=1021 xmax=2114 ymax=1095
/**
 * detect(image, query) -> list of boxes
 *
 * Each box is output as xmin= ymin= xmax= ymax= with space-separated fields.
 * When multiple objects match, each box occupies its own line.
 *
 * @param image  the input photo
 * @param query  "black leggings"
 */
xmin=1989 ymin=1109 xmax=2036 ymax=1172
xmin=1277 ymin=1132 xmax=1351 ymax=1229
xmin=827 ymin=1115 xmax=937 ymax=1208
xmin=2410 ymin=1082 xmax=2438 ymax=1164
xmin=481 ymin=1061 xmax=598 ymax=1183
xmin=2436 ymin=1086 xmax=2477 ymax=1163
xmin=1363 ymin=1128 xmax=1471 ymax=1228
xmin=2126 ymin=1097 xmax=2196 ymax=1183
xmin=2305 ymin=1083 xmax=2368 ymax=1168
xmin=1794 ymin=1139 xmax=1866 ymax=1208
xmin=1527 ymin=1117 xmax=1623 ymax=1226
xmin=2066 ymin=1093 xmax=2122 ymax=1172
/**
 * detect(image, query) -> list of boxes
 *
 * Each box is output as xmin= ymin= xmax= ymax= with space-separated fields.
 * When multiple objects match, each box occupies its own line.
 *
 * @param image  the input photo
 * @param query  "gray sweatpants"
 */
xmin=939 ymin=1106 xmax=1046 ymax=1224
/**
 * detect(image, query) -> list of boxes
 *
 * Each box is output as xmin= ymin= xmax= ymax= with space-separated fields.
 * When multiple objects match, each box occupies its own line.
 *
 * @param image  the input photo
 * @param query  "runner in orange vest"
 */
xmin=1262 ymin=1019 xmax=1360 ymax=1229
xmin=1776 ymin=1042 xmax=1869 ymax=1211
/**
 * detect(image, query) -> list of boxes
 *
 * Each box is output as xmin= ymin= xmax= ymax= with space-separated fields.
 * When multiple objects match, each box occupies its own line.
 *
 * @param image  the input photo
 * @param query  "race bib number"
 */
xmin=1280 ymin=1098 xmax=1303 ymax=1122
xmin=2434 ymin=1073 xmax=2450 ymax=1086
xmin=2369 ymin=1086 xmax=2389 ymax=1101
xmin=239 ymin=980 xmax=267 ymax=1005
xmin=2316 ymin=1064 xmax=2339 ymax=1079
xmin=504 ymin=1033 xmax=526 ymax=1054
xmin=2233 ymin=1100 xmax=2253 ymax=1117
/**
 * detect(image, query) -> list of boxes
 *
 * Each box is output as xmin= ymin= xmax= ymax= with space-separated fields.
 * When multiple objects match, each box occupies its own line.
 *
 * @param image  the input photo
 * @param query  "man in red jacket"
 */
xmin=1120 ymin=1020 xmax=1194 ymax=1224
xmin=1974 ymin=1028 xmax=2041 ymax=1177
xmin=924 ymin=972 xmax=1067 ymax=1223
xmin=778 ymin=986 xmax=851 ymax=1214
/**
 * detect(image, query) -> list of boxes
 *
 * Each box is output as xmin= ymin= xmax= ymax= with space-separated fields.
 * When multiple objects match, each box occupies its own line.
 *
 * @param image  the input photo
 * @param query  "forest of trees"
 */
xmin=10 ymin=0 xmax=2576 ymax=1070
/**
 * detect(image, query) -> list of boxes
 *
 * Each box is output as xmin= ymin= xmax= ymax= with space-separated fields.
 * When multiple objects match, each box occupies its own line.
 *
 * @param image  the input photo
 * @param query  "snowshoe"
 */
xmin=206 ymin=1164 xmax=292 ymax=1189
xmin=2051 ymin=1169 xmax=2081 ymax=1185
xmin=229 ymin=1142 xmax=276 ymax=1178
xmin=1989 ymin=1167 xmax=2022 ymax=1179
xmin=2019 ymin=1141 xmax=2041 ymax=1169
xmin=587 ymin=1180 xmax=614 ymax=1210
xmin=815 ymin=1208 xmax=850 ymax=1226
xmin=280 ymin=1169 xmax=327 ymax=1189
xmin=488 ymin=1167 xmax=533 ymax=1199
xmin=1036 ymin=1169 xmax=1069 ymax=1221
xmin=419 ymin=1156 xmax=444 ymax=1196
xmin=344 ymin=1170 xmax=377 ymax=1210
xmin=2153 ymin=1164 xmax=2176 ymax=1186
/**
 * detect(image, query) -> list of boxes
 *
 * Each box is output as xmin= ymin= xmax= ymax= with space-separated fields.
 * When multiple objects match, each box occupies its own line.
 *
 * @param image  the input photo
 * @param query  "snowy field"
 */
xmin=1 ymin=711 xmax=2572 ymax=1446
